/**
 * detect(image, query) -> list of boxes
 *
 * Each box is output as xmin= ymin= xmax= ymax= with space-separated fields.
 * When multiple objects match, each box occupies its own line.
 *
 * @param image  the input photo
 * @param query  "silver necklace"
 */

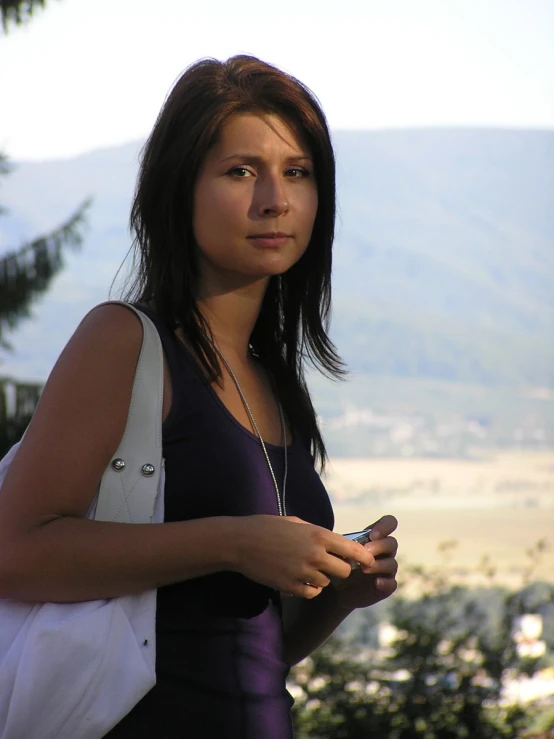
xmin=209 ymin=340 xmax=288 ymax=517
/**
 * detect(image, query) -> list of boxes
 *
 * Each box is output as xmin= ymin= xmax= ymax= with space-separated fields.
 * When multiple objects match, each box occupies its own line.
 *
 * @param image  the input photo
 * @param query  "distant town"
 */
xmin=323 ymin=405 xmax=553 ymax=459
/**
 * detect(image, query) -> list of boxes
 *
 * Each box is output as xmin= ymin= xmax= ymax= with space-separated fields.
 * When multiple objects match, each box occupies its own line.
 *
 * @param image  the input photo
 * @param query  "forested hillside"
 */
xmin=1 ymin=129 xmax=552 ymax=455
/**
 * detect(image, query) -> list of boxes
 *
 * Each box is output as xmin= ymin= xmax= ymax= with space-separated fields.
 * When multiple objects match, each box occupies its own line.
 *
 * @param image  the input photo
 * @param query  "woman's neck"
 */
xmin=197 ymin=279 xmax=268 ymax=363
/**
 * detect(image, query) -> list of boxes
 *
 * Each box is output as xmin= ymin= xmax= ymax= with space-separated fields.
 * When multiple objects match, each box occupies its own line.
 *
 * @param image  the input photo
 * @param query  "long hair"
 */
xmin=116 ymin=55 xmax=344 ymax=468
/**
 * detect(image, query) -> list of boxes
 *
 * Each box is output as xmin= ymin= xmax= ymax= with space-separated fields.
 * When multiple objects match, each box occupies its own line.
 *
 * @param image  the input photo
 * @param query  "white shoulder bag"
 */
xmin=0 ymin=301 xmax=165 ymax=739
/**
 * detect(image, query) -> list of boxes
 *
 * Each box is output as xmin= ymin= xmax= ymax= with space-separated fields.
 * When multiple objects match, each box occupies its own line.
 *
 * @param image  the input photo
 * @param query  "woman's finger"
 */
xmin=361 ymin=539 xmax=398 ymax=574
xmin=367 ymin=515 xmax=398 ymax=540
xmin=366 ymin=535 xmax=398 ymax=559
xmin=322 ymin=552 xmax=363 ymax=580
xmin=301 ymin=571 xmax=331 ymax=590
xmin=368 ymin=556 xmax=398 ymax=578
xmin=375 ymin=577 xmax=398 ymax=597
xmin=297 ymin=582 xmax=324 ymax=599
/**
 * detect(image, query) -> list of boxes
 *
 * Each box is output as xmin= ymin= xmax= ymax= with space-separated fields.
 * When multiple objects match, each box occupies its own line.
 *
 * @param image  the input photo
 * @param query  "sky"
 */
xmin=0 ymin=0 xmax=553 ymax=161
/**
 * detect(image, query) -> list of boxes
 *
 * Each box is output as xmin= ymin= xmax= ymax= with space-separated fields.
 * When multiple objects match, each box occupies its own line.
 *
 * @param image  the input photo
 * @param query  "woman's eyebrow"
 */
xmin=220 ymin=154 xmax=313 ymax=163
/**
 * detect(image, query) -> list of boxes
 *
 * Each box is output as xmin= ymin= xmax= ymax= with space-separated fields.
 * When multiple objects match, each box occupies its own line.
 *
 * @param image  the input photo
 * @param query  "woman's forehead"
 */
xmin=211 ymin=113 xmax=311 ymax=160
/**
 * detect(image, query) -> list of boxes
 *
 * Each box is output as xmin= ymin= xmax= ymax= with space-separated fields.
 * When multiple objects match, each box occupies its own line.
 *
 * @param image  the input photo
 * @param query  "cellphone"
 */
xmin=343 ymin=529 xmax=372 ymax=546
xmin=342 ymin=528 xmax=372 ymax=569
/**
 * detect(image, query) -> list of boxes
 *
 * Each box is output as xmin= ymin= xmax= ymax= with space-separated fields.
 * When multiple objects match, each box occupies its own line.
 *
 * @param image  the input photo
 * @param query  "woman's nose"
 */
xmin=255 ymin=176 xmax=289 ymax=217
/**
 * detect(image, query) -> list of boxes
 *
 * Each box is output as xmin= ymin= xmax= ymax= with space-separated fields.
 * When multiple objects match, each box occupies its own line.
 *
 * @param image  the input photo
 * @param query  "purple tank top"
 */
xmin=106 ymin=303 xmax=334 ymax=738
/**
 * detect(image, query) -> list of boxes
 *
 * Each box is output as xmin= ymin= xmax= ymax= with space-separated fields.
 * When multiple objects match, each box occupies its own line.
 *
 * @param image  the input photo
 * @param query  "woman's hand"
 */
xmin=329 ymin=515 xmax=398 ymax=612
xmin=229 ymin=515 xmax=375 ymax=599
xmin=277 ymin=515 xmax=398 ymax=665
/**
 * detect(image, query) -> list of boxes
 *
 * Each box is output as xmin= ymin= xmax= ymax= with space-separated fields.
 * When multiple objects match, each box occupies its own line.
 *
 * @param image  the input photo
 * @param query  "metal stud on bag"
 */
xmin=141 ymin=464 xmax=155 ymax=476
xmin=111 ymin=458 xmax=125 ymax=471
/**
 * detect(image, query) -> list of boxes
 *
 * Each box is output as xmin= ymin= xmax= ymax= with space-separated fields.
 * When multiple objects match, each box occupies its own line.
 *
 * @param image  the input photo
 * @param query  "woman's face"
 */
xmin=193 ymin=113 xmax=318 ymax=293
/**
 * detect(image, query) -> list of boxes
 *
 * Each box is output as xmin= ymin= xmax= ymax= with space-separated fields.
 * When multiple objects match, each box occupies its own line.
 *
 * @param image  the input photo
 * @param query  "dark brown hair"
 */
xmin=117 ymin=55 xmax=344 ymax=467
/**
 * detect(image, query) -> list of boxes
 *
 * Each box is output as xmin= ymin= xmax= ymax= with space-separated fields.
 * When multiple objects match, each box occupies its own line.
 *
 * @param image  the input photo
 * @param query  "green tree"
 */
xmin=1 ymin=0 xmax=49 ymax=31
xmin=0 ymin=0 xmax=90 ymax=456
xmin=290 ymin=544 xmax=552 ymax=738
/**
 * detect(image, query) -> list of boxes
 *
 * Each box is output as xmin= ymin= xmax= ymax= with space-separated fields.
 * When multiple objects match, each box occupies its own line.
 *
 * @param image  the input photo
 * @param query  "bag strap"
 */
xmin=93 ymin=301 xmax=164 ymax=524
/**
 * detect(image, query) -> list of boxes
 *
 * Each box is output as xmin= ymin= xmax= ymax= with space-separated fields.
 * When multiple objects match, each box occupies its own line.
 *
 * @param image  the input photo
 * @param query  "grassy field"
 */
xmin=326 ymin=451 xmax=554 ymax=586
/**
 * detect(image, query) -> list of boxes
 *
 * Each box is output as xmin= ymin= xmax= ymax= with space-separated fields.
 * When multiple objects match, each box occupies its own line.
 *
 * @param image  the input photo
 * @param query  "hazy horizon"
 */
xmin=1 ymin=0 xmax=553 ymax=161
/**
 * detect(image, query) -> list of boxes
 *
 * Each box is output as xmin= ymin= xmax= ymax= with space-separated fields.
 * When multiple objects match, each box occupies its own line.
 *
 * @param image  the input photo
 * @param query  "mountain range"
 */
xmin=0 ymin=128 xmax=552 ymax=453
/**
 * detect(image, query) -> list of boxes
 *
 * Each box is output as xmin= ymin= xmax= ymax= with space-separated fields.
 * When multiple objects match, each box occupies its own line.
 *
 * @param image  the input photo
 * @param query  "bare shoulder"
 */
xmin=0 ymin=303 xmax=145 ymax=533
xmin=39 ymin=302 xmax=145 ymax=441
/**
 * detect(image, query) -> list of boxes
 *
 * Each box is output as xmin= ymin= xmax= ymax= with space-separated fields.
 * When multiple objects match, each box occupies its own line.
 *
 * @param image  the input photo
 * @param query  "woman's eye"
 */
xmin=226 ymin=166 xmax=310 ymax=179
xmin=286 ymin=168 xmax=310 ymax=178
xmin=227 ymin=166 xmax=252 ymax=178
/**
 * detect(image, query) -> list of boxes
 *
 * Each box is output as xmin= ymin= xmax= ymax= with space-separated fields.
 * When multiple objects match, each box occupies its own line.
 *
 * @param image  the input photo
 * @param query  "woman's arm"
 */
xmin=0 ymin=304 xmax=374 ymax=602
xmin=281 ymin=516 xmax=399 ymax=665
xmin=0 ymin=304 xmax=233 ymax=601
xmin=281 ymin=586 xmax=353 ymax=666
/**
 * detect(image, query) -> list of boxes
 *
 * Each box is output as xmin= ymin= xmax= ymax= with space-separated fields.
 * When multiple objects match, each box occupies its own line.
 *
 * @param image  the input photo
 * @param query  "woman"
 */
xmin=0 ymin=56 xmax=398 ymax=737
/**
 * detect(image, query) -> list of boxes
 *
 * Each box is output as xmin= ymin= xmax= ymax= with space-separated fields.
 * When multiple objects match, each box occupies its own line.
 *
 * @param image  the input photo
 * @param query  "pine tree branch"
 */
xmin=0 ymin=153 xmax=11 ymax=177
xmin=0 ymin=197 xmax=91 ymax=350
xmin=0 ymin=0 xmax=50 ymax=32
xmin=0 ymin=153 xmax=12 ymax=217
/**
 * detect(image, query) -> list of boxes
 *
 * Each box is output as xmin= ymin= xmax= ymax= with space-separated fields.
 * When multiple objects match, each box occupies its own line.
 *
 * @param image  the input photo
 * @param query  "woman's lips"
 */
xmin=247 ymin=234 xmax=291 ymax=248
